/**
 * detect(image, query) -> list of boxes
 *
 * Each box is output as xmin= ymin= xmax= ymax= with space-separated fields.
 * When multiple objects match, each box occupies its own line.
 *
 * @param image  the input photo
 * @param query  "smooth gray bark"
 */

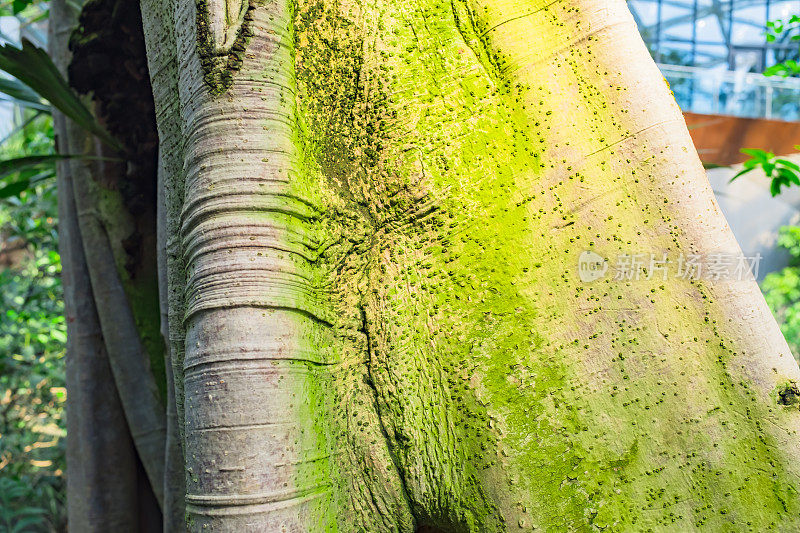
xmin=51 ymin=2 xmax=140 ymax=529
xmin=65 ymin=117 xmax=167 ymax=509
xmin=56 ymin=122 xmax=142 ymax=532
xmin=51 ymin=0 xmax=168 ymax=524
xmin=140 ymin=0 xmax=188 ymax=527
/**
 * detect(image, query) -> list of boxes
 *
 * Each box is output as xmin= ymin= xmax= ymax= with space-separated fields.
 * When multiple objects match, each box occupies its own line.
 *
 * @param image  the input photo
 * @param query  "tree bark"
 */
xmin=140 ymin=0 xmax=189 ymax=527
xmin=56 ymin=117 xmax=143 ymax=533
xmin=52 ymin=0 xmax=167 ymax=527
xmin=65 ymin=118 xmax=167 ymax=508
xmin=51 ymin=1 xmax=141 ymax=529
xmin=131 ymin=0 xmax=800 ymax=530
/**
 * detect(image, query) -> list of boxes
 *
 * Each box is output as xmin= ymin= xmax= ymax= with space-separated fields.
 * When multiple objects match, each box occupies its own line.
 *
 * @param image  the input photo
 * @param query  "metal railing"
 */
xmin=658 ymin=63 xmax=800 ymax=121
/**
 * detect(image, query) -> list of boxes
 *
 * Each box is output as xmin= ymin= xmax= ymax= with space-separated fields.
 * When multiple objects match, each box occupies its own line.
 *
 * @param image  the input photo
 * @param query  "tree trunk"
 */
xmin=55 ymin=106 xmax=142 ymax=533
xmin=57 ymin=0 xmax=800 ymax=529
xmin=140 ymin=0 xmax=188 ymax=525
xmin=51 ymin=1 xmax=146 ymax=529
xmin=52 ymin=0 xmax=166 ymax=529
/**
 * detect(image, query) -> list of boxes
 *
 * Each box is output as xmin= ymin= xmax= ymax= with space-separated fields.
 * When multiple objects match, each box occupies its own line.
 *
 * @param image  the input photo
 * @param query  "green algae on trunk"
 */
xmin=147 ymin=0 xmax=800 ymax=529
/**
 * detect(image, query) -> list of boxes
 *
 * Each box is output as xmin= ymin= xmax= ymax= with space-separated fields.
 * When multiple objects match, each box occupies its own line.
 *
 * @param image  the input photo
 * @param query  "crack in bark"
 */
xmin=359 ymin=302 xmax=418 ymax=528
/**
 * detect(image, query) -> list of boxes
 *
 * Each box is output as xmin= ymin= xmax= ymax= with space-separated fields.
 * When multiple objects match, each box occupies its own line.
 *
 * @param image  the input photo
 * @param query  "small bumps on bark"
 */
xmin=195 ymin=0 xmax=257 ymax=95
xmin=777 ymin=380 xmax=800 ymax=407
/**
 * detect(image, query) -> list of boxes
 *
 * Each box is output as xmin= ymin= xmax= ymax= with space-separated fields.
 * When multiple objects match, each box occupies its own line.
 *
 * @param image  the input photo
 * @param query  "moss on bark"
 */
xmin=170 ymin=0 xmax=800 ymax=529
xmin=195 ymin=0 xmax=258 ymax=95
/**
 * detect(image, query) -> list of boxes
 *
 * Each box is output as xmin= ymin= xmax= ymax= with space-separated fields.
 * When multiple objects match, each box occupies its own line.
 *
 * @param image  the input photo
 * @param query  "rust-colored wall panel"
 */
xmin=684 ymin=112 xmax=800 ymax=166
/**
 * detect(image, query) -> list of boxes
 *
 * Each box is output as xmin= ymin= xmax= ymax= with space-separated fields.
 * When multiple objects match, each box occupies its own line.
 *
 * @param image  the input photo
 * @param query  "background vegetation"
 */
xmin=0 ymin=2 xmax=66 ymax=531
xmin=0 ymin=106 xmax=65 ymax=532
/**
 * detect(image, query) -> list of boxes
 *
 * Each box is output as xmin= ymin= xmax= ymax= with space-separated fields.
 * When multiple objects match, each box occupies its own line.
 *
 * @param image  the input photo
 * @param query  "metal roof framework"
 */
xmin=629 ymin=0 xmax=800 ymax=71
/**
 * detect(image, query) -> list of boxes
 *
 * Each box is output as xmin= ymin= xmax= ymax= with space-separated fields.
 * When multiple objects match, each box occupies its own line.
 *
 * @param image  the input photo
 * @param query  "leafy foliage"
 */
xmin=0 ymin=0 xmax=42 ymax=18
xmin=0 ymin=477 xmax=58 ymax=533
xmin=0 ymin=111 xmax=66 ymax=531
xmin=765 ymin=16 xmax=800 ymax=77
xmin=0 ymin=38 xmax=122 ymax=151
xmin=0 ymin=35 xmax=124 ymax=202
xmin=729 ymin=148 xmax=800 ymax=196
xmin=0 ymin=77 xmax=49 ymax=111
xmin=0 ymin=154 xmax=118 ymax=200
xmin=731 ymin=16 xmax=800 ymax=190
xmin=0 ymin=2 xmax=70 ymax=530
xmin=763 ymin=226 xmax=800 ymax=359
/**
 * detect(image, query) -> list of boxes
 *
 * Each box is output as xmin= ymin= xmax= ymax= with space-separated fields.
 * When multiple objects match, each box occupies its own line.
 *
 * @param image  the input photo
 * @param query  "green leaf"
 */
xmin=0 ymin=154 xmax=65 ymax=179
xmin=741 ymin=148 xmax=773 ymax=161
xmin=765 ymin=64 xmax=789 ymax=77
xmin=777 ymin=158 xmax=800 ymax=171
xmin=0 ymin=39 xmax=122 ymax=151
xmin=0 ymin=95 xmax=51 ymax=112
xmin=0 ymin=178 xmax=30 ymax=199
xmin=778 ymin=167 xmax=800 ymax=186
xmin=12 ymin=507 xmax=46 ymax=516
xmin=735 ymin=148 xmax=800 ymax=196
xmin=24 ymin=8 xmax=49 ymax=25
xmin=0 ymin=76 xmax=45 ymax=107
xmin=729 ymin=167 xmax=754 ymax=183
xmin=765 ymin=59 xmax=800 ymax=77
xmin=12 ymin=0 xmax=32 ymax=14
xmin=771 ymin=178 xmax=782 ymax=196
xmin=0 ymin=154 xmax=115 ymax=183
xmin=11 ymin=516 xmax=46 ymax=533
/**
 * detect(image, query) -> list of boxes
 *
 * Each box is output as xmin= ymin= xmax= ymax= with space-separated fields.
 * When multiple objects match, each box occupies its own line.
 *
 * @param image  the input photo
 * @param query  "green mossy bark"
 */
xmin=94 ymin=186 xmax=166 ymax=402
xmin=182 ymin=0 xmax=800 ymax=529
xmin=294 ymin=0 xmax=800 ymax=528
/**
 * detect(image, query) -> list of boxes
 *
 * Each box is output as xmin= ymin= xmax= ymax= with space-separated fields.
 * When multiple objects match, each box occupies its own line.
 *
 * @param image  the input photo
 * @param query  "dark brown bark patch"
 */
xmin=67 ymin=0 xmax=157 ymax=219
